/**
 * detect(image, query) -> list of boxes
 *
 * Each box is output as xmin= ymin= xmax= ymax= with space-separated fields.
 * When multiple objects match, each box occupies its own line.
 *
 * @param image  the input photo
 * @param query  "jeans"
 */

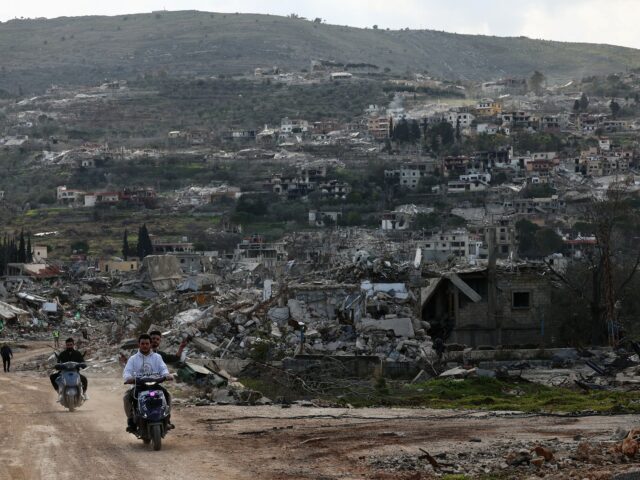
xmin=2 ymin=356 xmax=9 ymax=372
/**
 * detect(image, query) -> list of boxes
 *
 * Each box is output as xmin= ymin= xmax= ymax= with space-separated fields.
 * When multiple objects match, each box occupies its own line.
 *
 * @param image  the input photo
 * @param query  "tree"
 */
xmin=392 ymin=118 xmax=410 ymax=142
xmin=26 ymin=234 xmax=32 ymax=263
xmin=425 ymin=121 xmax=455 ymax=153
xmin=136 ymin=224 xmax=153 ymax=259
xmin=579 ymin=92 xmax=589 ymax=111
xmin=409 ymin=120 xmax=421 ymax=143
xmin=547 ymin=184 xmax=640 ymax=345
xmin=122 ymin=230 xmax=130 ymax=260
xmin=529 ymin=70 xmax=546 ymax=96
xmin=18 ymin=229 xmax=26 ymax=263
xmin=610 ymin=99 xmax=621 ymax=118
xmin=573 ymin=99 xmax=581 ymax=112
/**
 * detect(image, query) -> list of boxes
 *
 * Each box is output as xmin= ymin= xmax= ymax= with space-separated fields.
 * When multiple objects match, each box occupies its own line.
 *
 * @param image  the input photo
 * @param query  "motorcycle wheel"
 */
xmin=67 ymin=398 xmax=75 ymax=412
xmin=151 ymin=424 xmax=162 ymax=451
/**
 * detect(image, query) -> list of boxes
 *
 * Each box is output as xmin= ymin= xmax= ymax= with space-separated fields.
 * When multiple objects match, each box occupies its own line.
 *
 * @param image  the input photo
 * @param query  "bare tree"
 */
xmin=546 ymin=180 xmax=640 ymax=345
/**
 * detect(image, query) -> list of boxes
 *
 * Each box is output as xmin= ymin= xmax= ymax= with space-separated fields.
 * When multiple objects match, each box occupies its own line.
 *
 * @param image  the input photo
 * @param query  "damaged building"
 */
xmin=421 ymin=262 xmax=553 ymax=347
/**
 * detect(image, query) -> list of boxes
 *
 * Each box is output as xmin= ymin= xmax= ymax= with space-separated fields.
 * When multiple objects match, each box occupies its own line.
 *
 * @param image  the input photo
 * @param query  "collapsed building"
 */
xmin=421 ymin=262 xmax=553 ymax=347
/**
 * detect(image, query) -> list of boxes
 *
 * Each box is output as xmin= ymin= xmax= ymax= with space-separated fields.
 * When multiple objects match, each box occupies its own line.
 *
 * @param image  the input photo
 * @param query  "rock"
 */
xmin=287 ymin=299 xmax=305 ymax=322
xmin=358 ymin=317 xmax=415 ymax=338
xmin=190 ymin=337 xmax=220 ymax=355
xmin=439 ymin=367 xmax=478 ymax=379
xmin=531 ymin=445 xmax=554 ymax=462
xmin=173 ymin=308 xmax=203 ymax=326
xmin=267 ymin=306 xmax=290 ymax=324
xmin=622 ymin=429 xmax=640 ymax=457
xmin=531 ymin=457 xmax=545 ymax=468
xmin=505 ymin=450 xmax=532 ymax=466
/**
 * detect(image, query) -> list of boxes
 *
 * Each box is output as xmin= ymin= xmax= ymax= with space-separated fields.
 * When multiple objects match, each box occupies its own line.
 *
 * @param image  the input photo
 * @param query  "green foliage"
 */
xmin=136 ymin=224 xmax=153 ymax=259
xmin=342 ymin=377 xmax=640 ymax=413
xmin=521 ymin=184 xmax=556 ymax=198
xmin=514 ymin=132 xmax=563 ymax=152
xmin=516 ymin=219 xmax=562 ymax=258
xmin=3 ymin=12 xmax=640 ymax=94
xmin=235 ymin=194 xmax=270 ymax=217
xmin=425 ymin=121 xmax=455 ymax=153
xmin=70 ymin=240 xmax=89 ymax=254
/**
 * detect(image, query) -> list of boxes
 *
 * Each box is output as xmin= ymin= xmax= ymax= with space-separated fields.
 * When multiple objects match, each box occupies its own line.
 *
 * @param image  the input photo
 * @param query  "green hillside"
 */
xmin=1 ymin=10 xmax=640 ymax=93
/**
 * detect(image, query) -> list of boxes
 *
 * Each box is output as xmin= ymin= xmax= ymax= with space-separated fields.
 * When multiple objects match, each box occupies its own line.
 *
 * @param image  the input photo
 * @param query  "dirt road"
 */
xmin=1 ymin=344 xmax=640 ymax=479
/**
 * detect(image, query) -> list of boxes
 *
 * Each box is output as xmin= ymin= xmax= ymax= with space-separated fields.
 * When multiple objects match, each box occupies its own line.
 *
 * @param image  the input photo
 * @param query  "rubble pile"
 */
xmin=369 ymin=435 xmax=640 ymax=479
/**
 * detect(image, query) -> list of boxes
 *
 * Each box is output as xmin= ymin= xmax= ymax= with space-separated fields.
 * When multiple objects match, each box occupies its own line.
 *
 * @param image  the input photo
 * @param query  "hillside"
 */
xmin=1 ymin=10 xmax=640 ymax=93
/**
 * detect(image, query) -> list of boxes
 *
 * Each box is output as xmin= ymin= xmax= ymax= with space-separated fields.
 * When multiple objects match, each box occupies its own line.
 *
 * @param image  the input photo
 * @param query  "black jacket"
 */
xmin=57 ymin=349 xmax=84 ymax=363
xmin=0 ymin=346 xmax=11 ymax=358
xmin=157 ymin=350 xmax=181 ymax=365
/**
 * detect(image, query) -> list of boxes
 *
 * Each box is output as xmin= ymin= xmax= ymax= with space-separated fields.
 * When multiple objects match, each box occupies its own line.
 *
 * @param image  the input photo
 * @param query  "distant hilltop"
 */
xmin=1 ymin=10 xmax=640 ymax=93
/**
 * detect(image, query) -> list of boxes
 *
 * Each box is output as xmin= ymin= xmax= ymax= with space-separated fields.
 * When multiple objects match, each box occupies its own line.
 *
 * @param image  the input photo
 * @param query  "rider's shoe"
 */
xmin=57 ymin=393 xmax=63 ymax=403
xmin=167 ymin=423 xmax=176 ymax=430
xmin=83 ymin=393 xmax=89 ymax=401
xmin=126 ymin=418 xmax=137 ymax=433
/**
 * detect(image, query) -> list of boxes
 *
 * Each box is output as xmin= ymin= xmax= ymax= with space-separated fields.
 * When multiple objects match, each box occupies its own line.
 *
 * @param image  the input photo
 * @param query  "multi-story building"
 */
xmin=419 ymin=229 xmax=471 ymax=260
xmin=367 ymin=115 xmax=391 ymax=140
xmin=475 ymin=99 xmax=502 ymax=117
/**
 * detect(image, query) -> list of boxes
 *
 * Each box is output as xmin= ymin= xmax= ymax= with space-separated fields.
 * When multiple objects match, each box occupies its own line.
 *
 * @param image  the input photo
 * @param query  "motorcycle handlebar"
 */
xmin=134 ymin=376 xmax=166 ymax=385
xmin=54 ymin=362 xmax=87 ymax=370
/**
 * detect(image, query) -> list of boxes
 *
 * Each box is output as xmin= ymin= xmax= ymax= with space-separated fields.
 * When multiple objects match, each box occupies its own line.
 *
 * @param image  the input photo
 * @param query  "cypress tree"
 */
xmin=26 ymin=233 xmax=33 ymax=263
xmin=122 ymin=230 xmax=130 ymax=260
xmin=18 ymin=230 xmax=26 ymax=263
xmin=136 ymin=226 xmax=144 ymax=259
xmin=136 ymin=224 xmax=154 ymax=259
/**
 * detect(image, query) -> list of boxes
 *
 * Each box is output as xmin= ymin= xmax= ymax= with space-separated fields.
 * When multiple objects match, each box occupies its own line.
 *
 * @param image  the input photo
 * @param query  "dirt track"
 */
xmin=1 ymin=343 xmax=640 ymax=480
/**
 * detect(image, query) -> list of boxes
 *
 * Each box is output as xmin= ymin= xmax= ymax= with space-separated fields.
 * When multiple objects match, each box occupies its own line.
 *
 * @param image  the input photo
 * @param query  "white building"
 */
xmin=56 ymin=186 xmax=85 ymax=204
xmin=446 ymin=112 xmax=475 ymax=128
xmin=460 ymin=173 xmax=491 ymax=183
xmin=419 ymin=229 xmax=471 ymax=260
xmin=447 ymin=180 xmax=488 ymax=194
xmin=32 ymin=245 xmax=48 ymax=263
xmin=280 ymin=117 xmax=309 ymax=134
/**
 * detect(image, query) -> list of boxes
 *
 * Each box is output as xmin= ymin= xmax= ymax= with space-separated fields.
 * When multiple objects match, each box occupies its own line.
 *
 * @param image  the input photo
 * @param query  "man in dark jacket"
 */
xmin=1 ymin=344 xmax=12 ymax=372
xmin=50 ymin=338 xmax=88 ymax=399
xmin=149 ymin=330 xmax=188 ymax=365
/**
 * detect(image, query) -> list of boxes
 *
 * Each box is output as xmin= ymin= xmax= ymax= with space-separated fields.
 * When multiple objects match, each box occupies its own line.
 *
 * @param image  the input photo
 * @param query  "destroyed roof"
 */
xmin=0 ymin=301 xmax=29 ymax=321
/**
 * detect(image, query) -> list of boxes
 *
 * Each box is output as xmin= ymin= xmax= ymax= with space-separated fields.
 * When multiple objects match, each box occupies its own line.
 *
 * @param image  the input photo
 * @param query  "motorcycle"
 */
xmin=54 ymin=361 xmax=87 ymax=412
xmin=130 ymin=376 xmax=172 ymax=451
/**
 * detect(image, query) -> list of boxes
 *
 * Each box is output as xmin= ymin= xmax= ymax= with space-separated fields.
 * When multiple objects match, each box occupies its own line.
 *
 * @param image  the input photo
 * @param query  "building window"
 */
xmin=512 ymin=291 xmax=531 ymax=309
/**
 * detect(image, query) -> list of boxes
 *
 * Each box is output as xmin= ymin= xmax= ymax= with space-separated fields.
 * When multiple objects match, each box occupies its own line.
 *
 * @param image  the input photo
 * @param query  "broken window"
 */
xmin=512 ymin=291 xmax=531 ymax=309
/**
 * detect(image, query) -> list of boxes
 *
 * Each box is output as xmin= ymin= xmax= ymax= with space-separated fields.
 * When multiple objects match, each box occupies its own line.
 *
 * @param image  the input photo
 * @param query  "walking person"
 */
xmin=1 ymin=344 xmax=13 ymax=372
xmin=53 ymin=328 xmax=60 ymax=348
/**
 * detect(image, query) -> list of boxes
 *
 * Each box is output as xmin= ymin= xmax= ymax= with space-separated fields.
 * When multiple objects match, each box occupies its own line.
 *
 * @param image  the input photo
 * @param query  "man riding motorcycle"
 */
xmin=123 ymin=333 xmax=172 ymax=433
xmin=50 ymin=338 xmax=88 ymax=401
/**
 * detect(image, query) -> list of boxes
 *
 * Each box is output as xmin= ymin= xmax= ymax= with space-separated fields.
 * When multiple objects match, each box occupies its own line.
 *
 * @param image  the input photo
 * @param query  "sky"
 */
xmin=2 ymin=0 xmax=640 ymax=49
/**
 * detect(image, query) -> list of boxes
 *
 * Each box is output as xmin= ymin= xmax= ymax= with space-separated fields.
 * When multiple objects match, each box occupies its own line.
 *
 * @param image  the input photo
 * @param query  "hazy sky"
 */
xmin=2 ymin=0 xmax=639 ymax=49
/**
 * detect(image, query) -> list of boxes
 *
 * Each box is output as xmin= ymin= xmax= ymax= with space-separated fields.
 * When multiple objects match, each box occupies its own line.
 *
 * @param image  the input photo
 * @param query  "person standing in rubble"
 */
xmin=1 ymin=344 xmax=13 ymax=372
xmin=52 ymin=329 xmax=60 ymax=348
xmin=434 ymin=338 xmax=446 ymax=364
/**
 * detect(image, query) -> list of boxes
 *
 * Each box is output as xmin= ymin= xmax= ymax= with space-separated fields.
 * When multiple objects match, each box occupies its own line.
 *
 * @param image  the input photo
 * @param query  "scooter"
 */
xmin=54 ymin=361 xmax=86 ymax=412
xmin=130 ymin=376 xmax=172 ymax=451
